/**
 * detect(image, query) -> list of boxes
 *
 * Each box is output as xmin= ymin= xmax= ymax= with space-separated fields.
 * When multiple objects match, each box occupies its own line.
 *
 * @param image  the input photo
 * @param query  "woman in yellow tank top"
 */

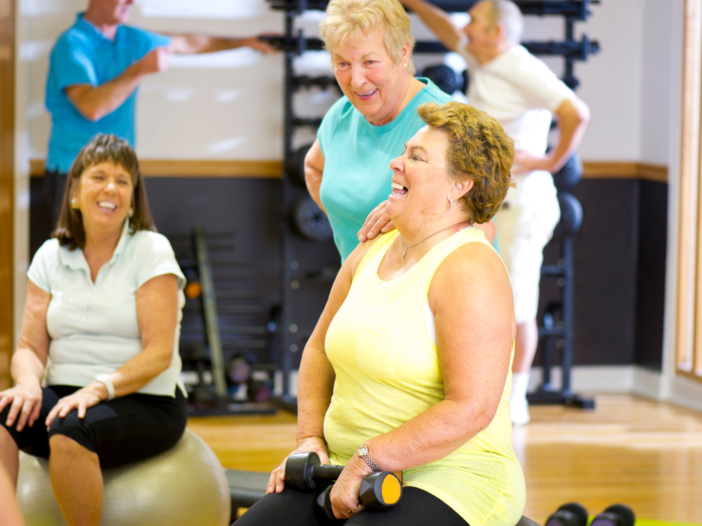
xmin=237 ymin=102 xmax=524 ymax=526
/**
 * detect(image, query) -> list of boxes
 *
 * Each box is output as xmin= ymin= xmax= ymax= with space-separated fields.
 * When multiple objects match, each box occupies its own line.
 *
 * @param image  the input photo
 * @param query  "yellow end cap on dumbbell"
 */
xmin=381 ymin=473 xmax=402 ymax=505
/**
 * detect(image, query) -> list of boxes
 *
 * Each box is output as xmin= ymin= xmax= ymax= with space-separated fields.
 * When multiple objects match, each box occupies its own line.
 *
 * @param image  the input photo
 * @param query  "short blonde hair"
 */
xmin=417 ymin=102 xmax=515 ymax=223
xmin=320 ymin=0 xmax=416 ymax=75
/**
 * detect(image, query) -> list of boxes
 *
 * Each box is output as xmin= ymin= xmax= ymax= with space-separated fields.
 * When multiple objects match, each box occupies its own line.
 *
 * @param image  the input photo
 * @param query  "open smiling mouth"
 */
xmin=98 ymin=201 xmax=117 ymax=210
xmin=356 ymin=89 xmax=377 ymax=101
xmin=390 ymin=181 xmax=408 ymax=197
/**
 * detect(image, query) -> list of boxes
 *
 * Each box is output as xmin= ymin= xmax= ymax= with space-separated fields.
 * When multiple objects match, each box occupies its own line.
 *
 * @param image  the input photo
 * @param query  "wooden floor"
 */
xmin=187 ymin=395 xmax=702 ymax=525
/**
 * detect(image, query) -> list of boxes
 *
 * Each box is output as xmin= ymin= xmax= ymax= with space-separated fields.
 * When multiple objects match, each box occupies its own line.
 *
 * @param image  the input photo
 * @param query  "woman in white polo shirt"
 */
xmin=0 ymin=134 xmax=187 ymax=525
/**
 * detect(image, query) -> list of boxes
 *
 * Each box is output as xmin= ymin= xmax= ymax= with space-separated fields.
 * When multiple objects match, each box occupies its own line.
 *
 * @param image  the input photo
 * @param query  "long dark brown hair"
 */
xmin=53 ymin=134 xmax=156 ymax=250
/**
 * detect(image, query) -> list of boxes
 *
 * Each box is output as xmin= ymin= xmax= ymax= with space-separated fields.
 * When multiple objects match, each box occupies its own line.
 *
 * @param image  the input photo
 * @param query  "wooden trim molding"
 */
xmin=30 ymin=159 xmax=283 ymax=178
xmin=677 ymin=0 xmax=702 ymax=379
xmin=0 ymin=0 xmax=14 ymax=389
xmin=30 ymin=159 xmax=668 ymax=182
xmin=581 ymin=161 xmax=668 ymax=182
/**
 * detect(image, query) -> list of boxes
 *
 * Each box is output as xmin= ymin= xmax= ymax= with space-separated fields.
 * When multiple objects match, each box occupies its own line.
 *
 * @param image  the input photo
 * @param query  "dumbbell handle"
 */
xmin=310 ymin=463 xmax=344 ymax=480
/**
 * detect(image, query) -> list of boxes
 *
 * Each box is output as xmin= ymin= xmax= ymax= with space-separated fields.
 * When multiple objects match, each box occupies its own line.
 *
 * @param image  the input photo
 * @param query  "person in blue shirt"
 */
xmin=44 ymin=0 xmax=277 ymax=223
xmin=303 ymin=0 xmax=496 ymax=263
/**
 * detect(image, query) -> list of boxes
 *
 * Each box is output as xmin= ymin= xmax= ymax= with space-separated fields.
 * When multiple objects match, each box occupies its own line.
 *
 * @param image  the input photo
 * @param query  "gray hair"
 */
xmin=485 ymin=0 xmax=524 ymax=44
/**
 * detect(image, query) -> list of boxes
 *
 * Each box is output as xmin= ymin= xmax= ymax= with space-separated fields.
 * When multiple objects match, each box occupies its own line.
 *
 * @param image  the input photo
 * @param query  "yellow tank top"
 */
xmin=323 ymin=228 xmax=525 ymax=526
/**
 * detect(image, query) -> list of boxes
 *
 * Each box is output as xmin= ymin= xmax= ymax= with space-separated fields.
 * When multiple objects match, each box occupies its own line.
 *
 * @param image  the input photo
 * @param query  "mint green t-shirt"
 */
xmin=318 ymin=78 xmax=453 ymax=262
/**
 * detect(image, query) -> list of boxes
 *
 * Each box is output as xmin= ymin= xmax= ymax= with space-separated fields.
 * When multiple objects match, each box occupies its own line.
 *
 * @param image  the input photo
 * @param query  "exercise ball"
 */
xmin=16 ymin=429 xmax=231 ymax=526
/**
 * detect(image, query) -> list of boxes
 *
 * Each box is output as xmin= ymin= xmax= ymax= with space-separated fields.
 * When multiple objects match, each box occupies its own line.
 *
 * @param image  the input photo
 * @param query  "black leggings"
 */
xmin=233 ymin=484 xmax=469 ymax=526
xmin=0 ymin=385 xmax=187 ymax=469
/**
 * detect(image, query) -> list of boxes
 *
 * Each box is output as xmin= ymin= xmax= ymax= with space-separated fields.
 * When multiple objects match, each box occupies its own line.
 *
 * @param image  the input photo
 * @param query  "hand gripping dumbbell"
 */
xmin=285 ymin=451 xmax=402 ymax=517
xmin=546 ymin=502 xmax=589 ymax=526
xmin=590 ymin=504 xmax=636 ymax=526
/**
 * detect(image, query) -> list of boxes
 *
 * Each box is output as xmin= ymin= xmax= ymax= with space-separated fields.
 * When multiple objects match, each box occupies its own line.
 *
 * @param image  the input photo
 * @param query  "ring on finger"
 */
xmin=347 ymin=504 xmax=359 ymax=515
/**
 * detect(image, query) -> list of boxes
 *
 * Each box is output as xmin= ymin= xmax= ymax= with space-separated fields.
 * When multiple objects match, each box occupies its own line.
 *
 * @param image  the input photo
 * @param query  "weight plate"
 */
xmin=291 ymin=197 xmax=333 ymax=242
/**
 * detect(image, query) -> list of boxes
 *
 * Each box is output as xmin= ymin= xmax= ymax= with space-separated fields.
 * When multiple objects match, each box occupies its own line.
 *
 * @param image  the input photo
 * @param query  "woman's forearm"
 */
xmin=106 ymin=345 xmax=173 ymax=398
xmin=364 ymin=398 xmax=493 ymax=472
xmin=296 ymin=345 xmax=336 ymax=441
xmin=10 ymin=348 xmax=46 ymax=386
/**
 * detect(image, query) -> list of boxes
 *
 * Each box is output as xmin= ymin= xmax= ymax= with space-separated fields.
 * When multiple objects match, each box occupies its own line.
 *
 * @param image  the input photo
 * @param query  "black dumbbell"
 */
xmin=290 ymin=197 xmax=333 ymax=242
xmin=546 ymin=502 xmax=589 ymax=526
xmin=285 ymin=451 xmax=345 ymax=490
xmin=590 ymin=504 xmax=636 ymax=526
xmin=422 ymin=64 xmax=461 ymax=95
xmin=552 ymin=152 xmax=583 ymax=191
xmin=317 ymin=470 xmax=402 ymax=519
xmin=247 ymin=378 xmax=273 ymax=404
xmin=285 ymin=452 xmax=402 ymax=515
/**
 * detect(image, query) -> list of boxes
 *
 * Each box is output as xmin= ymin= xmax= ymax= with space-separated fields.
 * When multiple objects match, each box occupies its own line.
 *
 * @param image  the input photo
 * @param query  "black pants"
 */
xmin=233 ymin=484 xmax=469 ymax=526
xmin=43 ymin=169 xmax=68 ymax=227
xmin=0 ymin=385 xmax=187 ymax=469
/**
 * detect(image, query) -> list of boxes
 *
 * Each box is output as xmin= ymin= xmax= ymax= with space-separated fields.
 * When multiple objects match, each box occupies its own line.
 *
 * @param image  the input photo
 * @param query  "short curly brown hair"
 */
xmin=417 ymin=101 xmax=514 ymax=223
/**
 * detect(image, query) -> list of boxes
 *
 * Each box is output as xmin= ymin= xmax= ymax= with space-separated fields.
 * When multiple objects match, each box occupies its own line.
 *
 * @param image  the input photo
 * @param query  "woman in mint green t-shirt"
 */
xmin=304 ymin=0 xmax=494 ymax=262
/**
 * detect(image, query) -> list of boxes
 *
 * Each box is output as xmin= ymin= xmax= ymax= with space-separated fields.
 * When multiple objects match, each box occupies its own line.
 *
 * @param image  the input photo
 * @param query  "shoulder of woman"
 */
xmin=431 ymin=241 xmax=508 ymax=298
xmin=130 ymin=230 xmax=176 ymax=256
xmin=345 ymin=234 xmax=387 ymax=278
xmin=33 ymin=238 xmax=61 ymax=263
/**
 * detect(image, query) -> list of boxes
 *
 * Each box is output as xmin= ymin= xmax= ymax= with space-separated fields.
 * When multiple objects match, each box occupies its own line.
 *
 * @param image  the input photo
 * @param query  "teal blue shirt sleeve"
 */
xmin=52 ymin=36 xmax=98 ymax=89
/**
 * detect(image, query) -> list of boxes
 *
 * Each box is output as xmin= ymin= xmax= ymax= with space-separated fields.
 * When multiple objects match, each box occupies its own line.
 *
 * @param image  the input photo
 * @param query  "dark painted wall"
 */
xmin=29 ymin=175 xmax=667 ymax=371
xmin=634 ymin=181 xmax=667 ymax=371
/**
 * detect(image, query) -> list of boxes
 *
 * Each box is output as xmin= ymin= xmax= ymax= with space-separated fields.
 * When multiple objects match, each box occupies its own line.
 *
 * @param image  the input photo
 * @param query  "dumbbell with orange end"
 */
xmin=183 ymin=268 xmax=202 ymax=300
xmin=284 ymin=452 xmax=402 ymax=519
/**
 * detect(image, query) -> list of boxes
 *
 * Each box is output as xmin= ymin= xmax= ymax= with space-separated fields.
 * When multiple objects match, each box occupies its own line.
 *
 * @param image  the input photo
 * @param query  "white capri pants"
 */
xmin=494 ymin=170 xmax=561 ymax=324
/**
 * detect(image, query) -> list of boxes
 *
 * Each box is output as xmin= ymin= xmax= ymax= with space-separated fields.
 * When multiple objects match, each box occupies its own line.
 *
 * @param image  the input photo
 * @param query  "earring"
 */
xmin=71 ymin=198 xmax=78 ymax=209
xmin=128 ymin=208 xmax=134 ymax=218
xmin=447 ymin=195 xmax=453 ymax=209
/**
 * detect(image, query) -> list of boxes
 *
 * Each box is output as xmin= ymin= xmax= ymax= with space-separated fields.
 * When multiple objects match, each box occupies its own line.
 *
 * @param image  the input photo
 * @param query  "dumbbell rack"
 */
xmin=272 ymin=0 xmax=340 ymax=413
xmin=267 ymin=0 xmax=600 ymax=412
xmin=169 ymin=228 xmax=276 ymax=416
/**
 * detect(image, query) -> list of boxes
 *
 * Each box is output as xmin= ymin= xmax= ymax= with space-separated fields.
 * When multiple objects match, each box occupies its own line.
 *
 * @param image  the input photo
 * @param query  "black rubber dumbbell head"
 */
xmin=422 ymin=64 xmax=461 ymax=95
xmin=319 ymin=472 xmax=403 ymax=520
xmin=590 ymin=504 xmax=635 ymax=526
xmin=553 ymin=152 xmax=583 ymax=192
xmin=290 ymin=197 xmax=333 ymax=242
xmin=285 ymin=452 xmax=343 ymax=491
xmin=546 ymin=502 xmax=589 ymax=526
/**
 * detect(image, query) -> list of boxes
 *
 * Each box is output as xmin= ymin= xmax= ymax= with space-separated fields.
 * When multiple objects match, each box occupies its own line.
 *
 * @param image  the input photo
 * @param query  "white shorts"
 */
xmin=494 ymin=170 xmax=560 ymax=324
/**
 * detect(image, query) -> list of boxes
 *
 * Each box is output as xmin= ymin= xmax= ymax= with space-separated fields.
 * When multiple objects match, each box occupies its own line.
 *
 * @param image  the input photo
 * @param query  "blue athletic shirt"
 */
xmin=318 ymin=79 xmax=456 ymax=262
xmin=45 ymin=14 xmax=171 ymax=173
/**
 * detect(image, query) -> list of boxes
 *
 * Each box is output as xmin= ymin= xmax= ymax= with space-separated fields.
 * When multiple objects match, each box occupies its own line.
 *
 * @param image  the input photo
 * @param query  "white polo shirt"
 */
xmin=28 ymin=220 xmax=186 ymax=397
xmin=456 ymin=43 xmax=574 ymax=157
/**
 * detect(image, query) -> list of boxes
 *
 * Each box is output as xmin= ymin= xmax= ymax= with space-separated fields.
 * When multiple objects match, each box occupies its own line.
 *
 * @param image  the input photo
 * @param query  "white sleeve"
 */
xmin=135 ymin=233 xmax=186 ymax=291
xmin=27 ymin=240 xmax=59 ymax=293
xmin=513 ymin=57 xmax=575 ymax=113
xmin=454 ymin=37 xmax=479 ymax=75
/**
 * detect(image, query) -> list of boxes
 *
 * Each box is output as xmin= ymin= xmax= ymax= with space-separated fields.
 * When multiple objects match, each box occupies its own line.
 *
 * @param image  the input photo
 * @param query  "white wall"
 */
xmin=21 ymin=0 xmax=652 ymax=164
xmin=23 ymin=0 xmax=287 ymax=161
xmin=640 ymin=0 xmax=674 ymax=165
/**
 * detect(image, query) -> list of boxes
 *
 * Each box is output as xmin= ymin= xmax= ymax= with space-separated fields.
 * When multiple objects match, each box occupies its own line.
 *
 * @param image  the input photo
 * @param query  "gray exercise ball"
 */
xmin=16 ymin=429 xmax=231 ymax=526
